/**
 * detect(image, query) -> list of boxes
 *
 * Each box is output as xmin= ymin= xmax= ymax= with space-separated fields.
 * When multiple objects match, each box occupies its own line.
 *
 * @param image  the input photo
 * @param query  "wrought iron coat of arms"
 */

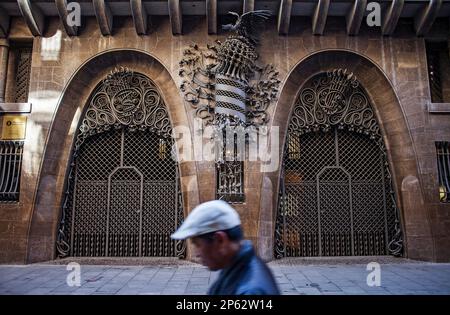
xmin=179 ymin=10 xmax=280 ymax=128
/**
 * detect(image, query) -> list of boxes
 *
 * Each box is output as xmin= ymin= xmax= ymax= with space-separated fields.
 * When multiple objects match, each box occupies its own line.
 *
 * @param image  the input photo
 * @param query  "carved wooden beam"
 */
xmin=130 ymin=0 xmax=148 ymax=35
xmin=312 ymin=0 xmax=330 ymax=35
xmin=243 ymin=0 xmax=255 ymax=13
xmin=55 ymin=0 xmax=78 ymax=36
xmin=382 ymin=0 xmax=404 ymax=36
xmin=206 ymin=0 xmax=217 ymax=35
xmin=415 ymin=0 xmax=443 ymax=36
xmin=93 ymin=0 xmax=113 ymax=36
xmin=0 ymin=6 xmax=10 ymax=38
xmin=277 ymin=0 xmax=292 ymax=35
xmin=17 ymin=0 xmax=45 ymax=36
xmin=168 ymin=0 xmax=182 ymax=35
xmin=346 ymin=0 xmax=367 ymax=36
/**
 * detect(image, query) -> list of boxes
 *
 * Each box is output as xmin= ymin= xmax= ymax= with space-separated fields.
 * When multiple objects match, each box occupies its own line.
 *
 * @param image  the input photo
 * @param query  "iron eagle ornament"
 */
xmin=179 ymin=10 xmax=280 ymax=128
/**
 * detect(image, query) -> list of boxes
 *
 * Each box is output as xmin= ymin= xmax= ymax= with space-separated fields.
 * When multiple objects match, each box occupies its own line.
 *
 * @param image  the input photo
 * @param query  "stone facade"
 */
xmin=0 ymin=15 xmax=449 ymax=263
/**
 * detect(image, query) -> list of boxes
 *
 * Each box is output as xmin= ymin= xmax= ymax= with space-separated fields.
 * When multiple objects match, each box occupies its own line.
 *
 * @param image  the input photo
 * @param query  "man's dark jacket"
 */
xmin=208 ymin=240 xmax=280 ymax=295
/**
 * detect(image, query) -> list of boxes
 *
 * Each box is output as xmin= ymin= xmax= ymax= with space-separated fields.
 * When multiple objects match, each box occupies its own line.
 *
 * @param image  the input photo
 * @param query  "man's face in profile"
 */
xmin=191 ymin=233 xmax=226 ymax=271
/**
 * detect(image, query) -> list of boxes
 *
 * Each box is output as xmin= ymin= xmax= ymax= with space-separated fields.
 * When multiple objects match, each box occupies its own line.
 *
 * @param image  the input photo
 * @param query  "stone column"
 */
xmin=0 ymin=38 xmax=9 ymax=102
xmin=401 ymin=175 xmax=435 ymax=261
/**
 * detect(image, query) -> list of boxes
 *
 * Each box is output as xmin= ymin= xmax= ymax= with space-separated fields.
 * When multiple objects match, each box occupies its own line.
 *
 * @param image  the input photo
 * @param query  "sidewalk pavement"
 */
xmin=1 ymin=257 xmax=450 ymax=295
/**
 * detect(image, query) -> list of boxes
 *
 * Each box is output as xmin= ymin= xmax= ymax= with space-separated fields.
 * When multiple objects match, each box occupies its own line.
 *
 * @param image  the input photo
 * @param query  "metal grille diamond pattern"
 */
xmin=76 ymin=130 xmax=122 ymax=181
xmin=14 ymin=48 xmax=32 ymax=103
xmin=275 ymin=70 xmax=403 ymax=258
xmin=339 ymin=131 xmax=382 ymax=182
xmin=107 ymin=167 xmax=142 ymax=257
xmin=124 ymin=131 xmax=176 ymax=181
xmin=72 ymin=182 xmax=107 ymax=256
xmin=318 ymin=167 xmax=352 ymax=256
xmin=142 ymin=182 xmax=177 ymax=256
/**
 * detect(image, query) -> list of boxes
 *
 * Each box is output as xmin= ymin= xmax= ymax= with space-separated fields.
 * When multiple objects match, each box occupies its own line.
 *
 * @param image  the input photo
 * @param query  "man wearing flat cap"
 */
xmin=171 ymin=200 xmax=280 ymax=295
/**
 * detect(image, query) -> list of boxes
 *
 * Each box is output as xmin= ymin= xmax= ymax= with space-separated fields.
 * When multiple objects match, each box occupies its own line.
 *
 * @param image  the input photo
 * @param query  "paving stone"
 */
xmin=0 ymin=262 xmax=449 ymax=295
xmin=295 ymin=287 xmax=321 ymax=295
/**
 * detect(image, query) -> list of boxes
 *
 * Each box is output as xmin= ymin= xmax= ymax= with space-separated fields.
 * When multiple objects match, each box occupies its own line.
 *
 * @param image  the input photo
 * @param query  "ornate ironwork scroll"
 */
xmin=179 ymin=33 xmax=279 ymax=127
xmin=75 ymin=67 xmax=172 ymax=148
xmin=179 ymin=10 xmax=279 ymax=203
xmin=275 ymin=70 xmax=403 ymax=258
xmin=56 ymin=68 xmax=185 ymax=258
xmin=288 ymin=69 xmax=379 ymax=137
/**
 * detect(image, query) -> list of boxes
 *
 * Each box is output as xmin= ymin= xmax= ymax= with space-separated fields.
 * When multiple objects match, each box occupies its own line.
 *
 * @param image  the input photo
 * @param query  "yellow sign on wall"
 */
xmin=1 ymin=115 xmax=27 ymax=140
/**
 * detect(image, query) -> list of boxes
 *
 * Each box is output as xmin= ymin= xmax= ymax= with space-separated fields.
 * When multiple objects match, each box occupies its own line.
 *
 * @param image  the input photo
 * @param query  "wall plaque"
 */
xmin=1 ymin=115 xmax=27 ymax=140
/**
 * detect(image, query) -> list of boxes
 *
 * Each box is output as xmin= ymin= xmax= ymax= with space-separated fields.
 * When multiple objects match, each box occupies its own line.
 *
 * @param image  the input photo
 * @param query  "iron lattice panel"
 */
xmin=142 ymin=182 xmax=178 ymax=257
xmin=107 ymin=168 xmax=142 ymax=257
xmin=285 ymin=131 xmax=335 ymax=181
xmin=318 ymin=168 xmax=352 ymax=256
xmin=72 ymin=182 xmax=107 ymax=256
xmin=14 ymin=47 xmax=32 ymax=103
xmin=339 ymin=130 xmax=387 ymax=255
xmin=338 ymin=131 xmax=383 ymax=182
xmin=123 ymin=131 xmax=176 ymax=181
xmin=69 ymin=130 xmax=181 ymax=257
xmin=284 ymin=183 xmax=319 ymax=256
xmin=76 ymin=130 xmax=122 ymax=181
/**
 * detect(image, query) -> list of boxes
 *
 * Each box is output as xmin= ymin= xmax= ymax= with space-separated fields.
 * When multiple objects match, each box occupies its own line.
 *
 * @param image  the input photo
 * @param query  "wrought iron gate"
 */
xmin=56 ymin=68 xmax=185 ymax=258
xmin=275 ymin=69 xmax=403 ymax=258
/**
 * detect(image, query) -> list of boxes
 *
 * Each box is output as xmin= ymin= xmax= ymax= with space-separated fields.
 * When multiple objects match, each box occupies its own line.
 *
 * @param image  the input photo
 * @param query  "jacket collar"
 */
xmin=220 ymin=240 xmax=254 ymax=276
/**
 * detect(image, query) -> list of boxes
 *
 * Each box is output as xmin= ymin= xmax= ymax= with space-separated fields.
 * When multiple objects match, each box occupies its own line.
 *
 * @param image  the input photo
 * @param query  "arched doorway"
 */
xmin=274 ymin=69 xmax=403 ymax=258
xmin=55 ymin=68 xmax=185 ymax=258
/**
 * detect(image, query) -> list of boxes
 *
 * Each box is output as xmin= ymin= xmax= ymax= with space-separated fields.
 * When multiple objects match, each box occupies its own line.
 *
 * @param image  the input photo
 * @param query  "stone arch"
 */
xmin=26 ymin=49 xmax=199 ymax=263
xmin=258 ymin=49 xmax=435 ymax=261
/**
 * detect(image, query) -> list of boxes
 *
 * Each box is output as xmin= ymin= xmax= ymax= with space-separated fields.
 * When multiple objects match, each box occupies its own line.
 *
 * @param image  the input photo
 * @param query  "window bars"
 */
xmin=216 ymin=130 xmax=245 ymax=203
xmin=436 ymin=141 xmax=450 ymax=203
xmin=12 ymin=46 xmax=32 ymax=103
xmin=426 ymin=41 xmax=446 ymax=103
xmin=0 ymin=141 xmax=24 ymax=202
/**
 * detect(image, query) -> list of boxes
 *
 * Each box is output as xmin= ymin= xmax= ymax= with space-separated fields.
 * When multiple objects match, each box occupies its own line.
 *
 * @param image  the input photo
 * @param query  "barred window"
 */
xmin=426 ymin=41 xmax=450 ymax=103
xmin=5 ymin=41 xmax=33 ymax=103
xmin=436 ymin=141 xmax=450 ymax=203
xmin=216 ymin=130 xmax=245 ymax=203
xmin=13 ymin=46 xmax=32 ymax=103
xmin=0 ymin=141 xmax=24 ymax=202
